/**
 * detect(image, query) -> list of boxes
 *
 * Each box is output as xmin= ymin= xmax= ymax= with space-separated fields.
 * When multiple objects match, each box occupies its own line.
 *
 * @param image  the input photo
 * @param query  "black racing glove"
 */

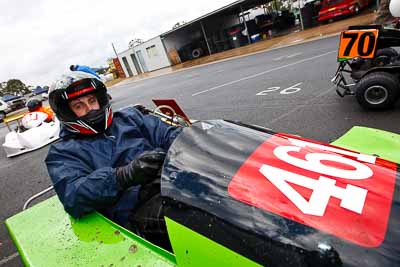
xmin=116 ymin=150 xmax=166 ymax=190
xmin=133 ymin=104 xmax=150 ymax=115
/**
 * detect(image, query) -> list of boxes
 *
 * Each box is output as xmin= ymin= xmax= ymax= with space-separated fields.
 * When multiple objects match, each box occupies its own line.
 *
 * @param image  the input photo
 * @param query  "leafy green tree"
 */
xmin=3 ymin=79 xmax=29 ymax=95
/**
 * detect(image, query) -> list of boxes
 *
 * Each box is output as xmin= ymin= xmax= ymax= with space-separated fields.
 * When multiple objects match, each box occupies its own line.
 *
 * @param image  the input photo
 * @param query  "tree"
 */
xmin=3 ymin=79 xmax=29 ymax=96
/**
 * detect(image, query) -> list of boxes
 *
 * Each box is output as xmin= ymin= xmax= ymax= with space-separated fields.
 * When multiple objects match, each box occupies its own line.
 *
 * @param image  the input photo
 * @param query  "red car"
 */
xmin=318 ymin=0 xmax=368 ymax=23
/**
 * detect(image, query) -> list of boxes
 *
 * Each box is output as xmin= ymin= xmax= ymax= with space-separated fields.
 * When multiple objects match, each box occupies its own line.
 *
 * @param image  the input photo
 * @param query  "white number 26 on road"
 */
xmin=259 ymin=138 xmax=376 ymax=216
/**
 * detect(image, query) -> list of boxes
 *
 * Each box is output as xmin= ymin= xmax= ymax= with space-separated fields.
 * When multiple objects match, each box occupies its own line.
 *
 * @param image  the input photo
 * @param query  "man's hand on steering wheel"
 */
xmin=116 ymin=150 xmax=166 ymax=190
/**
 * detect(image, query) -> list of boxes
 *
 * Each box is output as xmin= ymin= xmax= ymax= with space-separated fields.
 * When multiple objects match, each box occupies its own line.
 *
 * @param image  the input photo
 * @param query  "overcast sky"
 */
xmin=0 ymin=0 xmax=235 ymax=86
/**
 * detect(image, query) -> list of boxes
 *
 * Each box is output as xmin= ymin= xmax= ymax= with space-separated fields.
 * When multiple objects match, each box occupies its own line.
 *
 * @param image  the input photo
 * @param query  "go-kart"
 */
xmin=332 ymin=24 xmax=400 ymax=110
xmin=5 ymin=100 xmax=400 ymax=266
xmin=2 ymin=114 xmax=60 ymax=157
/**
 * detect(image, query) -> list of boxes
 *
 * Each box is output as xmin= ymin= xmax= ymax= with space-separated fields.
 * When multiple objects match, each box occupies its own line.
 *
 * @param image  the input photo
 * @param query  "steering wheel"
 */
xmin=154 ymin=105 xmax=176 ymax=124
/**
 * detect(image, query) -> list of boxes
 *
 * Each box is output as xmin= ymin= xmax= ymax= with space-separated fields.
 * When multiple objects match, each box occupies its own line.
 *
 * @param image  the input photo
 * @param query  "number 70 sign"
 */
xmin=228 ymin=134 xmax=397 ymax=247
xmin=338 ymin=29 xmax=379 ymax=61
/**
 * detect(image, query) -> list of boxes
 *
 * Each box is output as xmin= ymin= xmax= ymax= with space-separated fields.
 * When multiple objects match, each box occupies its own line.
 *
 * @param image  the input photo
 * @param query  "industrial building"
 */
xmin=117 ymin=0 xmax=320 ymax=78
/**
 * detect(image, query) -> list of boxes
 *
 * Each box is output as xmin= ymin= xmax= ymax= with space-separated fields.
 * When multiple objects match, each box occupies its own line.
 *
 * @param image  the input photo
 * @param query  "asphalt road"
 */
xmin=1 ymin=35 xmax=400 ymax=266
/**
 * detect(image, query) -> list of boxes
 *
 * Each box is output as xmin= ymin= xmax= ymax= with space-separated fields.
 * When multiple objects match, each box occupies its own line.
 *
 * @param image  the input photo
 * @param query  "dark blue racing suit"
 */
xmin=45 ymin=107 xmax=181 ymax=226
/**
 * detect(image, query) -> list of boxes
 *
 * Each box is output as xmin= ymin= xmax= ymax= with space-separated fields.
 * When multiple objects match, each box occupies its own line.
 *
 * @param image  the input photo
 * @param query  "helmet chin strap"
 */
xmin=64 ymin=121 xmax=99 ymax=135
xmin=66 ymin=106 xmax=111 ymax=135
xmin=77 ymin=120 xmax=98 ymax=133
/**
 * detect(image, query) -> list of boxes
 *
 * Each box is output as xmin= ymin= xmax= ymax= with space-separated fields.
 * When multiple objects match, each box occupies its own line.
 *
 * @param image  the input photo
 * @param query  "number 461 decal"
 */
xmin=228 ymin=134 xmax=397 ymax=247
xmin=259 ymin=138 xmax=373 ymax=216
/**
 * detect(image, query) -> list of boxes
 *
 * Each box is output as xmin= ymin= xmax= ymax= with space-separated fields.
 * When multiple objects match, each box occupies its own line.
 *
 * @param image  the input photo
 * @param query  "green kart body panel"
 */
xmin=331 ymin=126 xmax=400 ymax=164
xmin=6 ymin=125 xmax=400 ymax=266
xmin=6 ymin=196 xmax=177 ymax=267
xmin=6 ymin=196 xmax=260 ymax=267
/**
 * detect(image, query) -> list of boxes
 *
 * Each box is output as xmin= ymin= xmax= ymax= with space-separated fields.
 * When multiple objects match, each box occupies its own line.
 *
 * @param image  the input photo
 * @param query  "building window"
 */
xmin=146 ymin=45 xmax=158 ymax=58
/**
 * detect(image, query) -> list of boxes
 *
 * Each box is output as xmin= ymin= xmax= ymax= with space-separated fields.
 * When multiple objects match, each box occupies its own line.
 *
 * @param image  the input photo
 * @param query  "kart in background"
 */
xmin=6 ymin=100 xmax=400 ymax=266
xmin=332 ymin=24 xmax=400 ymax=110
xmin=2 ymin=114 xmax=60 ymax=157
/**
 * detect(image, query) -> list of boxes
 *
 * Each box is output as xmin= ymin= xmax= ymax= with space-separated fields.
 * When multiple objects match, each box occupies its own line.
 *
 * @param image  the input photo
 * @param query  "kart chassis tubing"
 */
xmin=332 ymin=60 xmax=356 ymax=97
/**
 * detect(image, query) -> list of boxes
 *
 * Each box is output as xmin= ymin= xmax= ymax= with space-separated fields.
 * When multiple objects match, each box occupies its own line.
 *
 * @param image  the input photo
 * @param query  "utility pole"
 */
xmin=240 ymin=6 xmax=252 ymax=45
xmin=299 ymin=0 xmax=305 ymax=31
xmin=200 ymin=21 xmax=212 ymax=56
xmin=111 ymin=42 xmax=119 ymax=58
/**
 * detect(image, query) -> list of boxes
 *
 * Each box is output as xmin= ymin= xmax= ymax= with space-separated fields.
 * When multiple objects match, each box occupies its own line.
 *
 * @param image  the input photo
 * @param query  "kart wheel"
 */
xmin=373 ymin=48 xmax=398 ymax=66
xmin=0 ymin=112 xmax=5 ymax=122
xmin=355 ymin=72 xmax=400 ymax=110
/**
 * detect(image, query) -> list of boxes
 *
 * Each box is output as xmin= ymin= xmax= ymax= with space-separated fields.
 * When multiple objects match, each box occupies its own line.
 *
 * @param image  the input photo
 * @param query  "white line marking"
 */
xmin=287 ymin=52 xmax=302 ymax=58
xmin=192 ymin=50 xmax=336 ymax=96
xmin=273 ymin=56 xmax=285 ymax=61
xmin=280 ymin=82 xmax=302 ymax=94
xmin=269 ymin=85 xmax=336 ymax=124
xmin=291 ymin=39 xmax=304 ymax=43
xmin=0 ymin=253 xmax=19 ymax=266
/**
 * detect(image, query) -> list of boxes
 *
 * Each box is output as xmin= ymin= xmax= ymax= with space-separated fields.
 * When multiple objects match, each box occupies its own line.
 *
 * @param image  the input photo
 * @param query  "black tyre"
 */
xmin=373 ymin=48 xmax=398 ymax=66
xmin=191 ymin=48 xmax=203 ymax=59
xmin=0 ymin=112 xmax=5 ymax=122
xmin=355 ymin=72 xmax=400 ymax=110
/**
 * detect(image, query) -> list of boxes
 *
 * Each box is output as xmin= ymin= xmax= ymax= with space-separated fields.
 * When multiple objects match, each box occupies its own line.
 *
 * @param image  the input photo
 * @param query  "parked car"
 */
xmin=318 ymin=0 xmax=368 ymax=23
xmin=0 ymin=99 xmax=12 ymax=122
xmin=5 ymin=97 xmax=26 ymax=112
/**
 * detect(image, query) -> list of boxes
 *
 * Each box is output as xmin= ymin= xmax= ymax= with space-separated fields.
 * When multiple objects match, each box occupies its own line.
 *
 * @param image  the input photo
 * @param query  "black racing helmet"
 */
xmin=49 ymin=71 xmax=112 ymax=135
xmin=26 ymin=98 xmax=42 ymax=112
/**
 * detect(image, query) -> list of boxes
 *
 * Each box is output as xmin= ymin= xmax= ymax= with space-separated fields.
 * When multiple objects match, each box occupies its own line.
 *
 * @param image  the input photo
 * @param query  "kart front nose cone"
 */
xmin=2 ymin=145 xmax=26 ymax=158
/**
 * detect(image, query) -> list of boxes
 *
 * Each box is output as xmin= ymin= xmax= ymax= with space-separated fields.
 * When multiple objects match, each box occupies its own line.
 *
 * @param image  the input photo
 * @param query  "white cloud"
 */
xmin=0 ymin=0 xmax=234 ymax=86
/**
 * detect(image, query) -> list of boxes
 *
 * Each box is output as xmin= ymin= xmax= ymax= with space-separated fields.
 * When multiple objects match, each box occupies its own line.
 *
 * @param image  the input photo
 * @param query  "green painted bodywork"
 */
xmin=6 ymin=126 xmax=400 ymax=266
xmin=331 ymin=126 xmax=400 ymax=164
xmin=6 ymin=196 xmax=176 ymax=267
xmin=165 ymin=217 xmax=262 ymax=267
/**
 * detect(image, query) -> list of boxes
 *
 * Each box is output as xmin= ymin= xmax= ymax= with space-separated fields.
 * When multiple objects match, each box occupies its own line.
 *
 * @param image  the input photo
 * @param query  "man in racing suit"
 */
xmin=45 ymin=71 xmax=181 ymax=246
